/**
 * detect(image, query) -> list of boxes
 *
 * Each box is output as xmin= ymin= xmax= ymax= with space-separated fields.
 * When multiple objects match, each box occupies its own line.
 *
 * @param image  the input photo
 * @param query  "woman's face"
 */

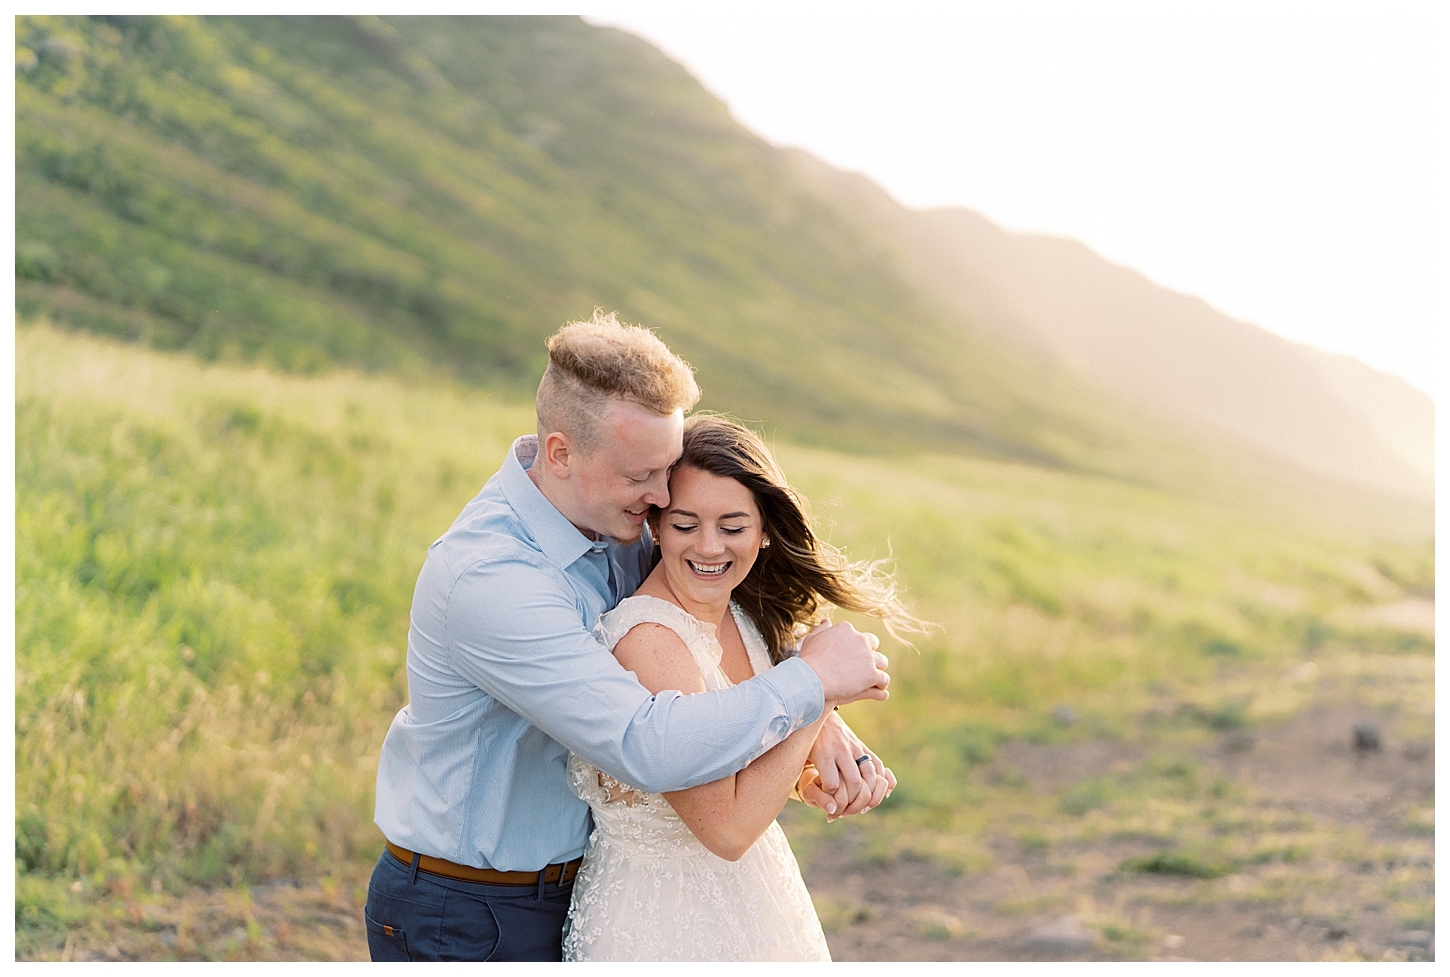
xmin=655 ymin=465 xmax=765 ymax=608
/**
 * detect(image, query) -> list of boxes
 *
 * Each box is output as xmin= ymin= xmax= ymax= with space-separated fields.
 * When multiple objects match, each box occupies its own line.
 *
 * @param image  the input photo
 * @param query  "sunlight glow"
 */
xmin=591 ymin=1 xmax=1448 ymax=399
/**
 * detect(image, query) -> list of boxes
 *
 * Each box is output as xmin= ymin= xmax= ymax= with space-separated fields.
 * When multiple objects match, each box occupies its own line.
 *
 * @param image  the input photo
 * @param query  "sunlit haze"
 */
xmin=590 ymin=2 xmax=1447 ymax=400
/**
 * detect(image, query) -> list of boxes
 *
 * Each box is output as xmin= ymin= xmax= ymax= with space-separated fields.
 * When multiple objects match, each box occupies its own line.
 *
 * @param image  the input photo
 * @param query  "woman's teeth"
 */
xmin=687 ymin=560 xmax=730 ymax=576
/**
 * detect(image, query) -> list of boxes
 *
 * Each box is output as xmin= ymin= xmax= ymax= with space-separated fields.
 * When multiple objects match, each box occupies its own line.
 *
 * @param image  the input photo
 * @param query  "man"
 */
xmin=366 ymin=312 xmax=894 ymax=961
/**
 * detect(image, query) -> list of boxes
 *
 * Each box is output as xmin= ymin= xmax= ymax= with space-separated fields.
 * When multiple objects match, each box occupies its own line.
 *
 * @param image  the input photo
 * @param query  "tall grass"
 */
xmin=778 ymin=439 xmax=1431 ymax=852
xmin=16 ymin=324 xmax=1432 ymax=896
xmin=17 ymin=324 xmax=530 ymax=888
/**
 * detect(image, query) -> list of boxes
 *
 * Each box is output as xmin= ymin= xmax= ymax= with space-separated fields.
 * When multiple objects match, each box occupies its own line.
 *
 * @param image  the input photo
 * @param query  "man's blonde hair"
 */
xmin=536 ymin=311 xmax=701 ymax=453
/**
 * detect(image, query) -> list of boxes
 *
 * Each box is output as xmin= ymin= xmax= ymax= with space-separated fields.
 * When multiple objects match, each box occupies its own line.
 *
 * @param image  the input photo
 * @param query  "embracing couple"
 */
xmin=365 ymin=312 xmax=926 ymax=961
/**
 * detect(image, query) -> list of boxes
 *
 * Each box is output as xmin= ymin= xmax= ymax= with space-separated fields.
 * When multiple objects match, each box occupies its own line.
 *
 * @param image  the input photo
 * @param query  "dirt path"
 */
xmin=802 ymin=703 xmax=1435 ymax=961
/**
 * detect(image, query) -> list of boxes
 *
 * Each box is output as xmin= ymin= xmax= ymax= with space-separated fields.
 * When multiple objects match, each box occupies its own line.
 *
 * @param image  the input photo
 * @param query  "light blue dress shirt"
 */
xmin=374 ymin=436 xmax=826 ymax=871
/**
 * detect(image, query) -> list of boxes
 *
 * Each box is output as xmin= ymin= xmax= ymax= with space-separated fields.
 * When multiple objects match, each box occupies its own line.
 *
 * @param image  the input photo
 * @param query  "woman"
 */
xmin=562 ymin=415 xmax=928 ymax=961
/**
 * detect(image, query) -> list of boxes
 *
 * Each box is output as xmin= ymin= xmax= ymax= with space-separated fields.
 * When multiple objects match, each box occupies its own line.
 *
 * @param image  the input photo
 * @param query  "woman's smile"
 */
xmin=654 ymin=465 xmax=765 ymax=617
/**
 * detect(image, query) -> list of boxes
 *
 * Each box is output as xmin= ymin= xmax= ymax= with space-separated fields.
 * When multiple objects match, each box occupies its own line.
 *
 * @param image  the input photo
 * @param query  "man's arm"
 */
xmin=444 ymin=557 xmax=824 ymax=794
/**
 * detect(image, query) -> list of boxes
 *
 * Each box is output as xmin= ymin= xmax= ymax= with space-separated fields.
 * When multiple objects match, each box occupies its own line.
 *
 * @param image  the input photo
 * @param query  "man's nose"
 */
xmin=642 ymin=472 xmax=669 ymax=507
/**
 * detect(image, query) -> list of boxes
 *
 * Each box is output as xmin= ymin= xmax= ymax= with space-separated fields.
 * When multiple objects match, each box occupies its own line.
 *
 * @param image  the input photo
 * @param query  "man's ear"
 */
xmin=539 ymin=430 xmax=574 ymax=479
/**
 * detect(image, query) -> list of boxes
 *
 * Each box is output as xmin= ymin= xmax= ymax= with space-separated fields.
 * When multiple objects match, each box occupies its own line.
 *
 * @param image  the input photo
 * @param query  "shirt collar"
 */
xmin=499 ymin=435 xmax=608 ymax=569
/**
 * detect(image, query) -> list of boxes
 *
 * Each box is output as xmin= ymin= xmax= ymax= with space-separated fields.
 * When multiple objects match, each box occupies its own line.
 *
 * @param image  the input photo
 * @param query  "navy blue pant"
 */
xmin=364 ymin=849 xmax=574 ymax=961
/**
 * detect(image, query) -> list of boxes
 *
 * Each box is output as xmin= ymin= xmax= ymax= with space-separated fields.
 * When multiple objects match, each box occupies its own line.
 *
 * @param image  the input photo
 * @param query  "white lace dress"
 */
xmin=561 ymin=595 xmax=831 ymax=961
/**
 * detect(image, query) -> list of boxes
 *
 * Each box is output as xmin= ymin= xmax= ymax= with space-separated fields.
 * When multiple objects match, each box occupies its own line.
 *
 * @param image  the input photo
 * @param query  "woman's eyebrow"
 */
xmin=666 ymin=509 xmax=753 ymax=519
xmin=667 ymin=508 xmax=698 ymax=518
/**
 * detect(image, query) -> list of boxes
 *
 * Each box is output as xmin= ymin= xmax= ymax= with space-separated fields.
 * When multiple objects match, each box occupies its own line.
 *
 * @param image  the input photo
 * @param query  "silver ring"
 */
xmin=855 ymin=754 xmax=871 ymax=767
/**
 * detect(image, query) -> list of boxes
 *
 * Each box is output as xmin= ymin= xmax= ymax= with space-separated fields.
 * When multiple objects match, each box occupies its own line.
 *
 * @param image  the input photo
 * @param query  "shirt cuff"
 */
xmin=759 ymin=656 xmax=825 ymax=730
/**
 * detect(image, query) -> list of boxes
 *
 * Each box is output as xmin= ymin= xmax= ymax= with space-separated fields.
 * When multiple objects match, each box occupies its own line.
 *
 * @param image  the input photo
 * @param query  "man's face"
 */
xmin=568 ymin=400 xmax=684 ymax=543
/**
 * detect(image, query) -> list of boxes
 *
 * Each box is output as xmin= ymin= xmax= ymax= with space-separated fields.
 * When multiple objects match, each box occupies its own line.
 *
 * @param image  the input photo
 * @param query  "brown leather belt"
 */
xmin=385 ymin=839 xmax=581 ymax=886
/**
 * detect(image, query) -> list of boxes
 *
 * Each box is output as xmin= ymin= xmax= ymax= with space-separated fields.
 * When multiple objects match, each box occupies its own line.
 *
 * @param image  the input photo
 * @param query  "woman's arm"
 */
xmin=614 ymin=622 xmax=830 ymax=862
xmin=800 ymin=711 xmax=895 ymax=820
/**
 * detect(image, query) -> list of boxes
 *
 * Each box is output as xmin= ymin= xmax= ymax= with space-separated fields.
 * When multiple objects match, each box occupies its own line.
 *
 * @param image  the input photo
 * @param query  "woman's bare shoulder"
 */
xmin=614 ymin=621 xmax=708 ymax=696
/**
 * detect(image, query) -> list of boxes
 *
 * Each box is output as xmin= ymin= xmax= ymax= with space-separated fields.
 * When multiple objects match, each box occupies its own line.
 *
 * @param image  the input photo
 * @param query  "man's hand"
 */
xmin=797 ymin=711 xmax=895 ymax=822
xmin=797 ymin=620 xmax=890 ymax=706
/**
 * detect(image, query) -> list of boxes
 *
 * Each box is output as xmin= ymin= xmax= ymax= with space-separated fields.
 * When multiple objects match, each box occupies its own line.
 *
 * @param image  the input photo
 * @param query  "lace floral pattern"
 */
xmin=562 ymin=596 xmax=831 ymax=961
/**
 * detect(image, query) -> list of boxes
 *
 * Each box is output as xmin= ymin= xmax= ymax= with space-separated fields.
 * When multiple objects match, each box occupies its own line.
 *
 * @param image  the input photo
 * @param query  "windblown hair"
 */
xmin=536 ymin=310 xmax=701 ymax=454
xmin=661 ymin=415 xmax=934 ymax=664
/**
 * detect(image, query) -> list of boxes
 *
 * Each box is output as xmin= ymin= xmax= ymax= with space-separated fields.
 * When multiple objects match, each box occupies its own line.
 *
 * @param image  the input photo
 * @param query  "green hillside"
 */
xmin=18 ymin=13 xmax=1178 ymax=469
xmin=780 ymin=151 xmax=1434 ymax=502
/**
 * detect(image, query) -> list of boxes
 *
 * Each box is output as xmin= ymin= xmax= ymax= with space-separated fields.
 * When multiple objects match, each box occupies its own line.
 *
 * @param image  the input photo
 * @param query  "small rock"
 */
xmin=1163 ymin=934 xmax=1185 ymax=948
xmin=158 ymin=931 xmax=177 ymax=947
xmin=1051 ymin=706 xmax=1078 ymax=728
xmin=1396 ymin=930 xmax=1433 ymax=948
xmin=1223 ymin=731 xmax=1256 ymax=753
xmin=1022 ymin=914 xmax=1097 ymax=951
xmin=1352 ymin=722 xmax=1381 ymax=751
xmin=915 ymin=907 xmax=966 ymax=941
xmin=1327 ymin=926 xmax=1349 ymax=940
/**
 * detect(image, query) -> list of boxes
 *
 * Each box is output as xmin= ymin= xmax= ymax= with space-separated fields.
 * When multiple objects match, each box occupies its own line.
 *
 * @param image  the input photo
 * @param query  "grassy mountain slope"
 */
xmin=781 ymin=153 xmax=1433 ymax=500
xmin=17 ymin=13 xmax=1168 ymax=471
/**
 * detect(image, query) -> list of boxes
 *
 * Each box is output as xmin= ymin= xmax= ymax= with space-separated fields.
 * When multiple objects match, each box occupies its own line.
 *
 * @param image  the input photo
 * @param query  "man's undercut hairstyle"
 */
xmin=536 ymin=310 xmax=701 ymax=454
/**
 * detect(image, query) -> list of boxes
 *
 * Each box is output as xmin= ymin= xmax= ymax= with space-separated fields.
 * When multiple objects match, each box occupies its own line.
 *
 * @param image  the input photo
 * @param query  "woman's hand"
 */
xmin=800 ymin=711 xmax=895 ymax=821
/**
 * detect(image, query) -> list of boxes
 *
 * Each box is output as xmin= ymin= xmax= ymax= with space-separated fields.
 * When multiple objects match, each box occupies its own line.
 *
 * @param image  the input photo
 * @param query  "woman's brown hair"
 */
xmin=658 ymin=415 xmax=934 ymax=664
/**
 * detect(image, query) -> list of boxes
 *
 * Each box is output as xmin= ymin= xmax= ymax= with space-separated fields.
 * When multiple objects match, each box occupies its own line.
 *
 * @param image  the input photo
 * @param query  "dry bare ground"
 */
xmin=805 ymin=700 xmax=1435 ymax=962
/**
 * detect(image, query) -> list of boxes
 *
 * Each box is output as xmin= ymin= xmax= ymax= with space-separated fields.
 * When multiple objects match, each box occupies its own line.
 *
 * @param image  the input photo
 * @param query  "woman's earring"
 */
xmin=761 ymin=537 xmax=771 ymax=548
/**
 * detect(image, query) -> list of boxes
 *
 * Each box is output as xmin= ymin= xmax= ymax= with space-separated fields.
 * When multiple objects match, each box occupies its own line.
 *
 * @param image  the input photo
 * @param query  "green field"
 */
xmin=16 ymin=324 xmax=1432 ymax=958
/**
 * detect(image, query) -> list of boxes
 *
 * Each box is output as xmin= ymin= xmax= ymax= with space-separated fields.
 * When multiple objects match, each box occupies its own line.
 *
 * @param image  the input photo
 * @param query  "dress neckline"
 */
xmin=617 ymin=593 xmax=718 ymax=635
xmin=611 ymin=594 xmax=769 ymax=682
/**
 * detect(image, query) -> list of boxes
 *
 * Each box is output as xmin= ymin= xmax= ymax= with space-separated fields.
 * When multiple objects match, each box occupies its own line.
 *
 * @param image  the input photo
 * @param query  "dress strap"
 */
xmin=729 ymin=602 xmax=776 ymax=677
